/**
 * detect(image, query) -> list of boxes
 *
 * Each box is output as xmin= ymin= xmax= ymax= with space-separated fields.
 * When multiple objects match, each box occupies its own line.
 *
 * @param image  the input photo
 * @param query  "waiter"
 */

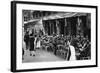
xmin=66 ymin=41 xmax=76 ymax=61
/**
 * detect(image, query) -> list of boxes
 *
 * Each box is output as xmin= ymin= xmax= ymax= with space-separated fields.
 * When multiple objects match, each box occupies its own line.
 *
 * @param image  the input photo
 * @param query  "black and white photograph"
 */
xmin=11 ymin=1 xmax=97 ymax=72
xmin=22 ymin=10 xmax=91 ymax=63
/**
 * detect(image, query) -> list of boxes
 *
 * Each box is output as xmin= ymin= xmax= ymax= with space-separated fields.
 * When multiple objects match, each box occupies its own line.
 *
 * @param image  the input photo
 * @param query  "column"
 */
xmin=56 ymin=19 xmax=60 ymax=35
xmin=64 ymin=18 xmax=67 ymax=35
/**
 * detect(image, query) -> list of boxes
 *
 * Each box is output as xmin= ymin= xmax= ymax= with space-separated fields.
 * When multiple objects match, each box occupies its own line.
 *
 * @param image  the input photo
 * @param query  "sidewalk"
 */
xmin=22 ymin=49 xmax=65 ymax=63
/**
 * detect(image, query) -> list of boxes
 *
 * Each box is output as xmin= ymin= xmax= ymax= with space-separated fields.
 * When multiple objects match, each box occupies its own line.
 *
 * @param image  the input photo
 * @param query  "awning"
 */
xmin=24 ymin=12 xmax=87 ymax=24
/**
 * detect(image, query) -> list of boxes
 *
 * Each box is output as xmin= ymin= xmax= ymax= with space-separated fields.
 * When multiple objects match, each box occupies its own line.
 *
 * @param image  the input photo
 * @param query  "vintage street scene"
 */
xmin=22 ymin=10 xmax=91 ymax=63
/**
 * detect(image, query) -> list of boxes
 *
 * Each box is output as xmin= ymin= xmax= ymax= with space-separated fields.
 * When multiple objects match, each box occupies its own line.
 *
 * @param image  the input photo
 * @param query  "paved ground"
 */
xmin=22 ymin=49 xmax=65 ymax=63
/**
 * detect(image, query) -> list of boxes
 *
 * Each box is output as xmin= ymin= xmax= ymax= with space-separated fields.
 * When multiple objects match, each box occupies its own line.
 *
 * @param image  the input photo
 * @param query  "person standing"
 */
xmin=24 ymin=30 xmax=29 ymax=50
xmin=36 ymin=36 xmax=41 ymax=49
xmin=22 ymin=40 xmax=26 ymax=60
xmin=29 ymin=30 xmax=35 ymax=56
xmin=22 ymin=31 xmax=26 ymax=60
xmin=66 ymin=41 xmax=76 ymax=61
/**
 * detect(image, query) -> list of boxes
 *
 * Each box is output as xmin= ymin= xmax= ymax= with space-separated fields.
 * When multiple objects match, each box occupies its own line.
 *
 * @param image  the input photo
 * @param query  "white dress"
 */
xmin=36 ymin=40 xmax=41 ymax=48
xmin=34 ymin=37 xmax=41 ymax=48
xmin=34 ymin=37 xmax=37 ymax=49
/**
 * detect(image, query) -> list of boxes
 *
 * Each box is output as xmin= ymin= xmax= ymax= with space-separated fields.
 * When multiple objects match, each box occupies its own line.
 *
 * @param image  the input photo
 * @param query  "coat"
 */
xmin=29 ymin=36 xmax=35 ymax=51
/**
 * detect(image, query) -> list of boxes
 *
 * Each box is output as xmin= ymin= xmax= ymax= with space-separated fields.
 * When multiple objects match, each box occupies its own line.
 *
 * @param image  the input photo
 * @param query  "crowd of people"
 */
xmin=22 ymin=29 xmax=91 ymax=61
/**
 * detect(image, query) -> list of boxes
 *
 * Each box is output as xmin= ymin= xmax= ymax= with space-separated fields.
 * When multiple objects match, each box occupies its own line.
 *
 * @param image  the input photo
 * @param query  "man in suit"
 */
xmin=24 ymin=30 xmax=29 ymax=50
xmin=29 ymin=30 xmax=35 ymax=56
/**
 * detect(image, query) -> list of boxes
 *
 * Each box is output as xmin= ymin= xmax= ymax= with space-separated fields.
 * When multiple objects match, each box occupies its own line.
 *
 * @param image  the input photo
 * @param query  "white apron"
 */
xmin=69 ymin=45 xmax=76 ymax=61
